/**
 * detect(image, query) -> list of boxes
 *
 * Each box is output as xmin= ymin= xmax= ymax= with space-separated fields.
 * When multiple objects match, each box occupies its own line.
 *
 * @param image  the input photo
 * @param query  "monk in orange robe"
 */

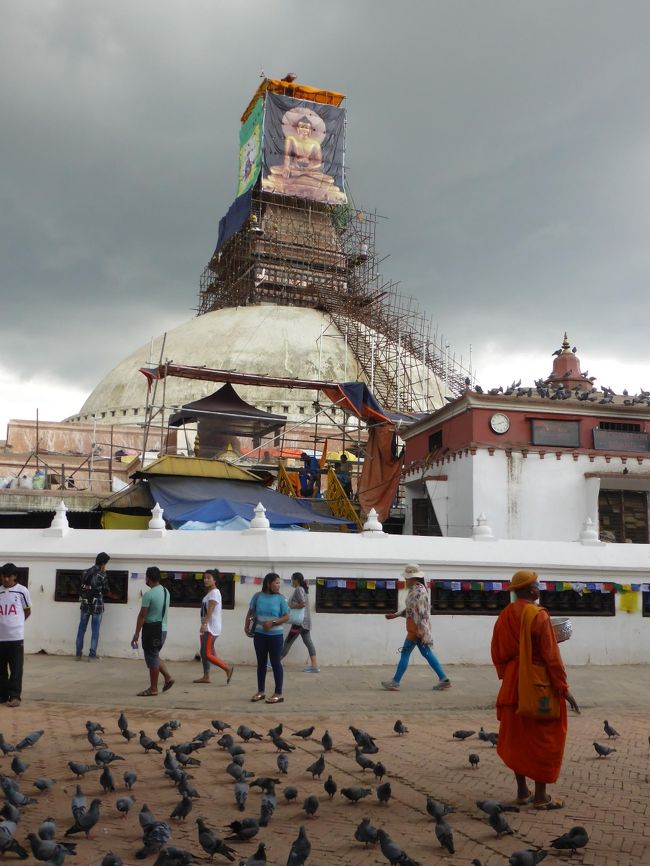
xmin=491 ymin=570 xmax=580 ymax=809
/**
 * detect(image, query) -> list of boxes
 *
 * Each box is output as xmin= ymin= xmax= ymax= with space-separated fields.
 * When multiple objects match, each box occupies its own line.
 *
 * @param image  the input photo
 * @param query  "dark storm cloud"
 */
xmin=1 ymin=0 xmax=649 ymax=406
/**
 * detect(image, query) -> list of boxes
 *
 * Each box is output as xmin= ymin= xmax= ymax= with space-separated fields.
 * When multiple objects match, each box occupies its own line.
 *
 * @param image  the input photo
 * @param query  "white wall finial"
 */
xmin=249 ymin=502 xmax=271 ymax=530
xmin=362 ymin=508 xmax=386 ymax=536
xmin=473 ymin=513 xmax=495 ymax=541
xmin=148 ymin=503 xmax=166 ymax=530
xmin=44 ymin=500 xmax=70 ymax=536
xmin=579 ymin=516 xmax=602 ymax=545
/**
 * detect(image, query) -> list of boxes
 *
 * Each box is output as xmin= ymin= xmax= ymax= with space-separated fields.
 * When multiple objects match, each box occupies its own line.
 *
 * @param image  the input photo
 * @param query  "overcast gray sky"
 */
xmin=2 ymin=0 xmax=650 ymax=431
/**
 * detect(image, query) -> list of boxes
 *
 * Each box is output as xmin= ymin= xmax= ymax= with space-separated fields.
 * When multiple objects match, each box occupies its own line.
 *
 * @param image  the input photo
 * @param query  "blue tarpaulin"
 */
xmin=214 ymin=191 xmax=252 ymax=255
xmin=145 ymin=476 xmax=352 ymax=528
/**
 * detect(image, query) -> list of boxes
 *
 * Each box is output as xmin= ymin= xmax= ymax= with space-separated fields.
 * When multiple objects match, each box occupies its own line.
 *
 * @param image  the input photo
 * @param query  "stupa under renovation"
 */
xmin=72 ymin=76 xmax=469 ymax=457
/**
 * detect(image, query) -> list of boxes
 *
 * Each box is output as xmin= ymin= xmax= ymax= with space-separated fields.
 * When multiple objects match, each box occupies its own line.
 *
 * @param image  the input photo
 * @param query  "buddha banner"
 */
xmin=261 ymin=92 xmax=347 ymax=204
xmin=237 ymin=97 xmax=264 ymax=196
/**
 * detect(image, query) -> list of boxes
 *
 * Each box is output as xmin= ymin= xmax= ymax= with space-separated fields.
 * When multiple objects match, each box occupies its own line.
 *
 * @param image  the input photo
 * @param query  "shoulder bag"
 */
xmin=245 ymin=592 xmax=261 ymax=638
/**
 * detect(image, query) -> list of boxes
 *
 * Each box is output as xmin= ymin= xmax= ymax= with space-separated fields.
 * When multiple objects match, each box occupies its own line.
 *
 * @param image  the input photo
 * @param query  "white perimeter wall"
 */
xmin=2 ymin=524 xmax=650 ymax=666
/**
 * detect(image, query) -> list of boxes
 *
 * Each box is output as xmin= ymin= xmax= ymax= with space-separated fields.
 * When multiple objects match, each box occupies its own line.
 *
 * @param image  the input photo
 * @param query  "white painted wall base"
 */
xmin=2 ymin=525 xmax=649 ymax=666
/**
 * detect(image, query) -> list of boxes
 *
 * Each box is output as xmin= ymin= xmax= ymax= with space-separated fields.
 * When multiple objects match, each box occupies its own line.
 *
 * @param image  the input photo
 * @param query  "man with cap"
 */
xmin=491 ymin=569 xmax=580 ymax=810
xmin=0 ymin=562 xmax=32 ymax=707
xmin=381 ymin=563 xmax=451 ymax=692
xmin=75 ymin=551 xmax=111 ymax=660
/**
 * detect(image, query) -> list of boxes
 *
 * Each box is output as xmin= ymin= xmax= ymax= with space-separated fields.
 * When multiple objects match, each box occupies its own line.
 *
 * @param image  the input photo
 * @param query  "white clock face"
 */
xmin=490 ymin=413 xmax=510 ymax=434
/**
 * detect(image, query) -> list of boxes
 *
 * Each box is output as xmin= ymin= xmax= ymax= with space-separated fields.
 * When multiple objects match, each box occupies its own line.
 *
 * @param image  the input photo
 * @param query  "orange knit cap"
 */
xmin=508 ymin=569 xmax=539 ymax=591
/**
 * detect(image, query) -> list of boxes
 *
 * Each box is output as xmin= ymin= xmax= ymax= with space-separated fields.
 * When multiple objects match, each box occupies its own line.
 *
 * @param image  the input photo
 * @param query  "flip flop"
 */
xmin=250 ymin=692 xmax=266 ymax=702
xmin=515 ymin=795 xmax=534 ymax=805
xmin=162 ymin=679 xmax=175 ymax=692
xmin=193 ymin=678 xmax=210 ymax=684
xmin=226 ymin=665 xmax=235 ymax=684
xmin=533 ymin=798 xmax=564 ymax=810
xmin=265 ymin=695 xmax=284 ymax=704
xmin=137 ymin=688 xmax=157 ymax=697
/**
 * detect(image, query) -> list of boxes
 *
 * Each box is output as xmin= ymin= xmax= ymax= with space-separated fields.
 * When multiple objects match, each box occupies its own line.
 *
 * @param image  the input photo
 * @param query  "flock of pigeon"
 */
xmin=464 ymin=378 xmax=650 ymax=406
xmin=0 ymin=712 xmax=608 ymax=865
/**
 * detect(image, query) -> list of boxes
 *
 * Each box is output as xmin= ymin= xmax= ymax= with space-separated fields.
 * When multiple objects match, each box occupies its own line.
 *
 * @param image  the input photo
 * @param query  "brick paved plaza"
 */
xmin=1 ymin=656 xmax=648 ymax=865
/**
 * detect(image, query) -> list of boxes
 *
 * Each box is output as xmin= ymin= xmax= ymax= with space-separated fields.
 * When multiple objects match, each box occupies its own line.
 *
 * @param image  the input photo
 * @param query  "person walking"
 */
xmin=0 ymin=563 xmax=32 ymax=707
xmin=131 ymin=566 xmax=174 ymax=697
xmin=75 ymin=552 xmax=111 ymax=660
xmin=491 ymin=569 xmax=579 ymax=810
xmin=281 ymin=572 xmax=319 ymax=672
xmin=193 ymin=568 xmax=234 ymax=685
xmin=381 ymin=563 xmax=451 ymax=692
xmin=245 ymin=572 xmax=289 ymax=704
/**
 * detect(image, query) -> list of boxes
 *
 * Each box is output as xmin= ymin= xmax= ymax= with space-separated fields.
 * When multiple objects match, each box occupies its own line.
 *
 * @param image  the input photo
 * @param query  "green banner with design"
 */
xmin=237 ymin=97 xmax=263 ymax=196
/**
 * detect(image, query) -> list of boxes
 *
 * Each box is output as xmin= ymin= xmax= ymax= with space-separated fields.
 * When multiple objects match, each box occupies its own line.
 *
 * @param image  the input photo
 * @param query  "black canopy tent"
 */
xmin=168 ymin=382 xmax=287 ymax=451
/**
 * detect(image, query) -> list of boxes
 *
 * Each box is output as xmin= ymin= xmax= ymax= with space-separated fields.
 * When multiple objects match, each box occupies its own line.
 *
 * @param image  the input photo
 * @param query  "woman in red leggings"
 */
xmin=194 ymin=569 xmax=234 ymax=685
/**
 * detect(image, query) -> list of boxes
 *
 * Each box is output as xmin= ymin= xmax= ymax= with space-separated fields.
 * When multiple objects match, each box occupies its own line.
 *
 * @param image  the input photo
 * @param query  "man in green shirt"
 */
xmin=131 ymin=566 xmax=174 ymax=696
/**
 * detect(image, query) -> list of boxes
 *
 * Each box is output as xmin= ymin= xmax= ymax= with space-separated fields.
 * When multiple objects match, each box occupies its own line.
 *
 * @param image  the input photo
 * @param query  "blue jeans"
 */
xmin=393 ymin=638 xmax=447 ymax=683
xmin=76 ymin=611 xmax=103 ymax=657
xmin=253 ymin=632 xmax=284 ymax=694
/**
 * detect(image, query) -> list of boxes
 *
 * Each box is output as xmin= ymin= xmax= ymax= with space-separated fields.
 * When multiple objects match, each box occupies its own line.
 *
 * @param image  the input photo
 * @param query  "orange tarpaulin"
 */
xmin=357 ymin=427 xmax=403 ymax=523
xmin=241 ymin=79 xmax=345 ymax=123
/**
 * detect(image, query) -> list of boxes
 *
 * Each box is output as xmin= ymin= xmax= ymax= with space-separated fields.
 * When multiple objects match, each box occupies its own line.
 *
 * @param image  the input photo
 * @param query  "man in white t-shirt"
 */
xmin=0 ymin=562 xmax=32 ymax=707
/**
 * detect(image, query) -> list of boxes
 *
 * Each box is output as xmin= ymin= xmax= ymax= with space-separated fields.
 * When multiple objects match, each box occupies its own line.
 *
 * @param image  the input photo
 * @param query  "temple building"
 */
xmin=402 ymin=335 xmax=650 ymax=543
xmin=1 ymin=76 xmax=471 ymax=522
xmin=67 ymin=77 xmax=468 ymax=458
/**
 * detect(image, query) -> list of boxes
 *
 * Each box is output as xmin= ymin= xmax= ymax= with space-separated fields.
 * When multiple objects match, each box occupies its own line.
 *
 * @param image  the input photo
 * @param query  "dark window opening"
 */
xmin=642 ymin=593 xmax=650 ymax=617
xmin=55 ymin=570 xmax=129 ymax=603
xmin=412 ymin=497 xmax=442 ymax=536
xmin=315 ymin=579 xmax=398 ymax=614
xmin=159 ymin=571 xmax=235 ymax=609
xmin=431 ymin=583 xmax=616 ymax=616
xmin=599 ymin=421 xmax=641 ymax=432
xmin=598 ymin=490 xmax=649 ymax=543
xmin=428 ymin=430 xmax=443 ymax=452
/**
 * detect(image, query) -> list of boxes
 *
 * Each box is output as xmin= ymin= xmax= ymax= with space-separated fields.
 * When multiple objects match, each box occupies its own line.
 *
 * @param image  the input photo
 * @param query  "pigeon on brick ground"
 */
xmin=64 ymin=797 xmax=102 ymax=838
xmin=354 ymin=817 xmax=378 ymax=846
xmin=302 ymin=795 xmax=319 ymax=818
xmin=434 ymin=816 xmax=455 ymax=854
xmin=452 ymin=730 xmax=475 ymax=741
xmin=593 ymin=741 xmax=616 ymax=757
xmin=376 ymin=828 xmax=420 ymax=866
xmin=196 ymin=818 xmax=236 ymax=861
xmin=550 ymin=826 xmax=589 ymax=855
xmin=305 ymin=754 xmax=325 ymax=779
xmin=292 ymin=726 xmax=315 ymax=739
xmin=508 ymin=851 xmax=547 ymax=866
xmin=341 ymin=787 xmax=372 ymax=804
xmin=16 ymin=730 xmax=44 ymax=751
xmin=287 ymin=825 xmax=311 ymax=866
xmin=239 ymin=842 xmax=267 ymax=866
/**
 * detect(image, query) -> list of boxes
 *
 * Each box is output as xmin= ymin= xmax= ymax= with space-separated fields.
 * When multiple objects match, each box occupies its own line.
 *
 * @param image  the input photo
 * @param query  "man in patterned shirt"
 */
xmin=0 ymin=562 xmax=32 ymax=707
xmin=75 ymin=551 xmax=111 ymax=660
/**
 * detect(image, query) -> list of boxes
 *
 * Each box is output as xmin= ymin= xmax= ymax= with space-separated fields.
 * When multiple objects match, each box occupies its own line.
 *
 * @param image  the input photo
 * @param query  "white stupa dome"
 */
xmin=70 ymin=304 xmax=445 ymax=426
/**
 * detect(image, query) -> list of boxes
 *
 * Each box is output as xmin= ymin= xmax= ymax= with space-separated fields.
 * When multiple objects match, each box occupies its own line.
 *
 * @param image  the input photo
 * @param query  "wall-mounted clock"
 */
xmin=490 ymin=413 xmax=510 ymax=434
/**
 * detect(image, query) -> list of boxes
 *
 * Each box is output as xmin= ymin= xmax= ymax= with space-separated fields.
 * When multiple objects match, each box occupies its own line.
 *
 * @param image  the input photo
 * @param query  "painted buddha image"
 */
xmin=263 ymin=107 xmax=346 ymax=204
